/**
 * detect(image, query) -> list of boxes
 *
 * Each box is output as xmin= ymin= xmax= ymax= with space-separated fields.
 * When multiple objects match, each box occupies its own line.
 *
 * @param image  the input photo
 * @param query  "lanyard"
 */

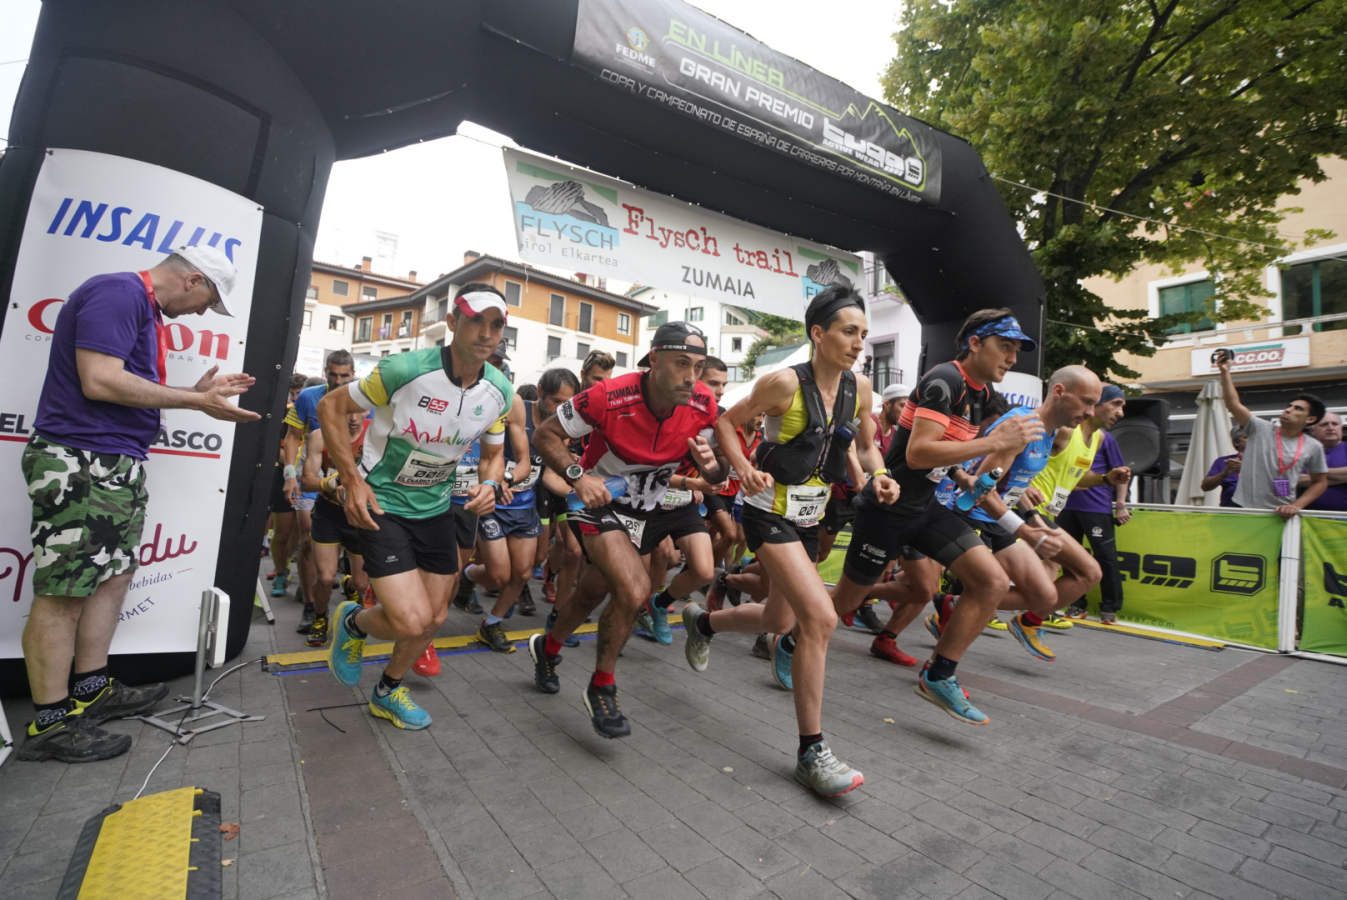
xmin=138 ymin=271 xmax=168 ymax=385
xmin=1275 ymin=428 xmax=1305 ymax=476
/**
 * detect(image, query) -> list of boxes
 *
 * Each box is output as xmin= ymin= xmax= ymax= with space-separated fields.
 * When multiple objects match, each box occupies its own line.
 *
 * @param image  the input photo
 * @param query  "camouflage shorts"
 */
xmin=21 ymin=435 xmax=148 ymax=598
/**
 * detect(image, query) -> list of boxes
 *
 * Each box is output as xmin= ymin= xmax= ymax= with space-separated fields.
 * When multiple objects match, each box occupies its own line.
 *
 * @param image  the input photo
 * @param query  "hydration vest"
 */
xmin=755 ymin=362 xmax=857 ymax=486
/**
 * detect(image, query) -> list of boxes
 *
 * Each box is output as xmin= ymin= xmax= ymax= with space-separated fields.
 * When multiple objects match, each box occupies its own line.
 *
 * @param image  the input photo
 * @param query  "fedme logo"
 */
xmin=27 ymin=298 xmax=231 ymax=360
xmin=1118 ymin=551 xmax=1195 ymax=589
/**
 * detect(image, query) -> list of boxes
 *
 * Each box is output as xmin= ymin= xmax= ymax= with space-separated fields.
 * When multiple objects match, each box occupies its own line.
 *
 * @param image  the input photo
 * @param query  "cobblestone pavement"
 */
xmin=4 ymin=577 xmax=1347 ymax=899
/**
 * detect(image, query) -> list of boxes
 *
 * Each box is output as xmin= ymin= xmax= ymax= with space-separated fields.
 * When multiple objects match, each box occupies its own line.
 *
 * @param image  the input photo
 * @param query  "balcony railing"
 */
xmin=1158 ymin=311 xmax=1347 ymax=346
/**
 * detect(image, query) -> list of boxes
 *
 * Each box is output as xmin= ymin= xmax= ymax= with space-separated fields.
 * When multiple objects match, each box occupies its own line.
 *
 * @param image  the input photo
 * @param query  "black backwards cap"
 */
xmin=638 ymin=321 xmax=707 ymax=367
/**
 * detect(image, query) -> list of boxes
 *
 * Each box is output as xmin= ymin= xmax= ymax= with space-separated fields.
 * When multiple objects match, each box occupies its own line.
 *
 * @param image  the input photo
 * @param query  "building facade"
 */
xmin=861 ymin=253 xmax=921 ymax=394
xmin=629 ymin=287 xmax=769 ymax=384
xmin=295 ymin=256 xmax=423 ymax=375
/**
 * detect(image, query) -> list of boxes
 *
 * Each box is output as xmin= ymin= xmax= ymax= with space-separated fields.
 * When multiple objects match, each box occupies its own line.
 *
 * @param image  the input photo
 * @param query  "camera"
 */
xmin=1210 ymin=348 xmax=1233 ymax=366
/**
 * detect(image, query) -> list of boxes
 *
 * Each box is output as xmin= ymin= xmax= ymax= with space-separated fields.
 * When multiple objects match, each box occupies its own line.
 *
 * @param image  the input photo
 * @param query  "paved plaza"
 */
xmin=4 ymin=576 xmax=1347 ymax=899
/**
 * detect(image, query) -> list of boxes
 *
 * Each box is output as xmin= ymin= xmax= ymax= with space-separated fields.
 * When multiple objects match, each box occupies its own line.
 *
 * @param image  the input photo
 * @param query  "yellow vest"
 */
xmin=1032 ymin=425 xmax=1102 ymax=516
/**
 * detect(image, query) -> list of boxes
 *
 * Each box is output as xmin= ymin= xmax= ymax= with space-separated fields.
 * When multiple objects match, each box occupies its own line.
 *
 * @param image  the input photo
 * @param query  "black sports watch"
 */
xmin=564 ymin=463 xmax=584 ymax=484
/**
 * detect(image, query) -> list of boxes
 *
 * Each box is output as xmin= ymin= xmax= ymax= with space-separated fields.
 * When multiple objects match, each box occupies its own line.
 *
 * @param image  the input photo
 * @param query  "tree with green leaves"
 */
xmin=740 ymin=313 xmax=803 ymax=378
xmin=885 ymin=0 xmax=1345 ymax=381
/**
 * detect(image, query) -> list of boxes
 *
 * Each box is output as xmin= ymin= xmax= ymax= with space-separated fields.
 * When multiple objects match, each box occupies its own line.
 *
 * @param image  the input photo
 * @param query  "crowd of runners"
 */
xmin=254 ymin=280 xmax=1130 ymax=800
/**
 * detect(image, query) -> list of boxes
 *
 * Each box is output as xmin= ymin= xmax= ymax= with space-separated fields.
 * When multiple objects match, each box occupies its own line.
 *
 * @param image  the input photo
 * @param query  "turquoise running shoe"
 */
xmin=329 ymin=600 xmax=365 ymax=686
xmin=769 ymin=634 xmax=793 ymax=691
xmin=914 ymin=669 xmax=988 ymax=726
xmin=369 ymin=684 xmax=431 ymax=730
xmin=647 ymin=598 xmax=673 ymax=645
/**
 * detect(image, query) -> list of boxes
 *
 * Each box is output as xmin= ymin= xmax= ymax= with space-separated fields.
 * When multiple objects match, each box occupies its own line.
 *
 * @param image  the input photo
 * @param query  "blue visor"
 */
xmin=972 ymin=315 xmax=1036 ymax=351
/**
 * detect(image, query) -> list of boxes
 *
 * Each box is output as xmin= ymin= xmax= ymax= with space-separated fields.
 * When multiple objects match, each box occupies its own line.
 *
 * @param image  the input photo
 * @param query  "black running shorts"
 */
xmin=359 ymin=507 xmax=458 ymax=578
xmin=843 ymin=493 xmax=985 ymax=586
xmin=741 ymin=504 xmax=820 ymax=562
xmin=311 ymin=498 xmax=364 ymax=554
xmin=569 ymin=501 xmax=707 ymax=557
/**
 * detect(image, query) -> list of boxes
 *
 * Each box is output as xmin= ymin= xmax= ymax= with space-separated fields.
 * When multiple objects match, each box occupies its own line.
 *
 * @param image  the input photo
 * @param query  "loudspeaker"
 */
xmin=1111 ymin=398 xmax=1170 ymax=475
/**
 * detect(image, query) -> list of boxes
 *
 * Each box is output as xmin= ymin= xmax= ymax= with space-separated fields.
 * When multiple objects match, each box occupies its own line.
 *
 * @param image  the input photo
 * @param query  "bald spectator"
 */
xmin=1304 ymin=411 xmax=1346 ymax=512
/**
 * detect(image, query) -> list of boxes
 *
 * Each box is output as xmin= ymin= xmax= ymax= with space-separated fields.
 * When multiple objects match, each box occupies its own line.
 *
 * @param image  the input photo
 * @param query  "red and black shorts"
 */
xmin=568 ymin=501 xmax=707 ymax=558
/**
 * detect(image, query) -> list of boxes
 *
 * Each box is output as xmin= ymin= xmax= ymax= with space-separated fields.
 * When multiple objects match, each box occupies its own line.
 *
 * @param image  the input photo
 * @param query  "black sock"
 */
xmin=696 ymin=612 xmax=715 ymax=637
xmin=779 ymin=633 xmax=796 ymax=653
xmin=653 ymin=589 xmax=677 ymax=609
xmin=34 ymin=697 xmax=75 ymax=730
xmin=798 ymin=733 xmax=824 ymax=756
xmin=344 ymin=605 xmax=367 ymax=638
xmin=375 ymin=672 xmax=402 ymax=697
xmin=928 ymin=653 xmax=958 ymax=681
xmin=880 ymin=629 xmax=898 ymax=641
xmin=70 ymin=666 xmax=110 ymax=701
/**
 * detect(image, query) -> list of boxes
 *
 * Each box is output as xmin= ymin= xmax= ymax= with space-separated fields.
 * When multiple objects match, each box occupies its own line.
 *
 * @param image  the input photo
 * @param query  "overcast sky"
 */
xmin=1 ymin=1 xmax=902 ymax=283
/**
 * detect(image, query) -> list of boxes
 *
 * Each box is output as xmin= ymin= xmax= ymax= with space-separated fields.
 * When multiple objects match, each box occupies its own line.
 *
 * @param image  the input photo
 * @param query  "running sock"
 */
xmin=374 ymin=672 xmax=402 ymax=697
xmin=344 ymin=605 xmax=367 ymax=638
xmin=70 ymin=666 xmax=110 ymax=702
xmin=779 ymin=633 xmax=796 ymax=654
xmin=879 ymin=629 xmax=898 ymax=641
xmin=484 ymin=614 xmax=503 ymax=626
xmin=544 ymin=634 xmax=565 ymax=657
xmin=652 ymin=589 xmax=677 ymax=609
xmin=696 ymin=612 xmax=715 ymax=637
xmin=798 ymin=733 xmax=824 ymax=757
xmin=590 ymin=669 xmax=615 ymax=688
xmin=33 ymin=697 xmax=75 ymax=730
xmin=927 ymin=653 xmax=958 ymax=682
xmin=1021 ymin=611 xmax=1044 ymax=627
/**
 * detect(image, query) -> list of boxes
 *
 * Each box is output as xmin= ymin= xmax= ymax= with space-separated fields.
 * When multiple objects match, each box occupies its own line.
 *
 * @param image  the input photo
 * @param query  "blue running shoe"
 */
xmin=914 ymin=669 xmax=988 ymax=726
xmin=648 ymin=599 xmax=673 ymax=645
xmin=633 ymin=604 xmax=656 ymax=641
xmin=532 ymin=565 xmax=544 ymax=581
xmin=923 ymin=612 xmax=943 ymax=641
xmin=270 ymin=572 xmax=287 ymax=597
xmin=369 ymin=684 xmax=431 ymax=730
xmin=329 ymin=600 xmax=365 ymax=686
xmin=769 ymin=635 xmax=793 ymax=691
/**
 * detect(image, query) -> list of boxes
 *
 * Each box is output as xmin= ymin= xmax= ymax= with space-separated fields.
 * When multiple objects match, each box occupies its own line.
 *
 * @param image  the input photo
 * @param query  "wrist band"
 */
xmin=997 ymin=510 xmax=1025 ymax=533
xmin=871 ymin=467 xmax=888 ymax=478
xmin=283 ymin=464 xmax=297 ymax=480
xmin=480 ymin=479 xmax=498 ymax=488
xmin=1033 ymin=534 xmax=1048 ymax=551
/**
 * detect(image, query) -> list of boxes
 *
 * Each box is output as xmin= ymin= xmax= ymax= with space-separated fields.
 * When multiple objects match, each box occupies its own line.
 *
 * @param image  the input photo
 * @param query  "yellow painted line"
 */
xmin=1073 ymin=618 xmax=1225 ymax=649
xmin=264 ymin=623 xmax=600 ymax=670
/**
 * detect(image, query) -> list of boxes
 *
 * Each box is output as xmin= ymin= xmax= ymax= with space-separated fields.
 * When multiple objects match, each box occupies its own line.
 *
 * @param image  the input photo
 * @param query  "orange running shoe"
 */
xmin=412 ymin=643 xmax=441 ymax=677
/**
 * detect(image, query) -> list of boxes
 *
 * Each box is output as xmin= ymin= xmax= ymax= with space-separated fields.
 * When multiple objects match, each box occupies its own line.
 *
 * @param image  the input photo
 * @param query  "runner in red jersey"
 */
xmin=529 ymin=323 xmax=724 ymax=739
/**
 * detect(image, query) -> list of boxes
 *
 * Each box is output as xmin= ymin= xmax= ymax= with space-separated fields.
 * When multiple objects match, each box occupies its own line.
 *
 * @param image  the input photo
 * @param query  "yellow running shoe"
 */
xmin=1009 ymin=614 xmax=1055 ymax=661
xmin=1042 ymin=614 xmax=1073 ymax=630
xmin=985 ymin=616 xmax=1009 ymax=633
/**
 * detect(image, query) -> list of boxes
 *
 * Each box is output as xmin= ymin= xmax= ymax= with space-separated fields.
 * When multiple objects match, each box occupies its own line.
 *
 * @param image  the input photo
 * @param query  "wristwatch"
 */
xmin=564 ymin=463 xmax=584 ymax=484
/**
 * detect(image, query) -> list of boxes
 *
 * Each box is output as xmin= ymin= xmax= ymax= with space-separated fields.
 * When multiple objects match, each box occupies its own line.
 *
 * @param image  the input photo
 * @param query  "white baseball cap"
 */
xmin=882 ymin=383 xmax=910 ymax=403
xmin=175 ymin=244 xmax=237 ymax=316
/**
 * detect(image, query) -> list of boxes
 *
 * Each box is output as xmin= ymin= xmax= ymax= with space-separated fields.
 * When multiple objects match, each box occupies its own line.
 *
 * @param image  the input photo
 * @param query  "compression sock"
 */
xmin=70 ymin=666 xmax=110 ymax=702
xmin=927 ymin=653 xmax=958 ymax=682
xmin=652 ymin=589 xmax=677 ymax=609
xmin=590 ymin=669 xmax=615 ymax=688
xmin=798 ymin=733 xmax=824 ymax=757
xmin=344 ymin=604 xmax=367 ymax=638
xmin=33 ymin=697 xmax=75 ymax=730
xmin=374 ymin=672 xmax=402 ymax=697
xmin=696 ymin=612 xmax=715 ymax=637
xmin=544 ymin=633 xmax=565 ymax=657
xmin=1021 ymin=611 xmax=1044 ymax=626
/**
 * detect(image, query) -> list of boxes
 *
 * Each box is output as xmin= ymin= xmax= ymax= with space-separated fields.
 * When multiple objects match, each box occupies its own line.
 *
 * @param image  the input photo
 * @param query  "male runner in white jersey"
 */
xmin=529 ymin=323 xmax=724 ymax=738
xmin=318 ymin=284 xmax=513 ymax=730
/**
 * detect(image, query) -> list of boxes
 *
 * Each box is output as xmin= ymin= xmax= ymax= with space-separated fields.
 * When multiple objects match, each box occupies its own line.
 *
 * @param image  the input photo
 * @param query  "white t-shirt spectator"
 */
xmin=1231 ymin=417 xmax=1326 ymax=509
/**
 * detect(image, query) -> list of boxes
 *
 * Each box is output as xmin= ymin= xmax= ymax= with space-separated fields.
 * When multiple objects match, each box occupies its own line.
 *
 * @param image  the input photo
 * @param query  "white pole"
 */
xmin=1277 ymin=515 xmax=1301 ymax=654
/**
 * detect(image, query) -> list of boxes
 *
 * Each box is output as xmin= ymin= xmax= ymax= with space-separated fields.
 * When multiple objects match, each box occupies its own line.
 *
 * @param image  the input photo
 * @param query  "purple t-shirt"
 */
xmin=1205 ymin=454 xmax=1241 ymax=507
xmin=1063 ymin=430 xmax=1125 ymax=515
xmin=34 ymin=271 xmax=162 ymax=459
xmin=1306 ymin=442 xmax=1347 ymax=511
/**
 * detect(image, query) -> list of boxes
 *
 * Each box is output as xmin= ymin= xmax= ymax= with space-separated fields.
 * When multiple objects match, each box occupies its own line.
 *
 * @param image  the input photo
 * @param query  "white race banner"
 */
xmin=0 ymin=149 xmax=263 ymax=657
xmin=503 ymin=147 xmax=862 ymax=318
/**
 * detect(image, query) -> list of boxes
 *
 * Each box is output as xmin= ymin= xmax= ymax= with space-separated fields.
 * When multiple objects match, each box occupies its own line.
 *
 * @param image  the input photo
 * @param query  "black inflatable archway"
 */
xmin=0 ymin=0 xmax=1043 ymax=675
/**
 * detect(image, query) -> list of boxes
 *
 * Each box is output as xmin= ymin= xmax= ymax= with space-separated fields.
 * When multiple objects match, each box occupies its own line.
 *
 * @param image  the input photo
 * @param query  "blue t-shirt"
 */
xmin=498 ymin=400 xmax=539 ymax=510
xmin=34 ymin=272 xmax=162 ymax=458
xmin=937 ymin=405 xmax=1056 ymax=524
xmin=290 ymin=383 xmax=326 ymax=433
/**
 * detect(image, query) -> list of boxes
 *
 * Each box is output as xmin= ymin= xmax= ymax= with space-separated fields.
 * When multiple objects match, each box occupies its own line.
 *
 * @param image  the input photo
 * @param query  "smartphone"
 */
xmin=1210 ymin=348 xmax=1232 ymax=366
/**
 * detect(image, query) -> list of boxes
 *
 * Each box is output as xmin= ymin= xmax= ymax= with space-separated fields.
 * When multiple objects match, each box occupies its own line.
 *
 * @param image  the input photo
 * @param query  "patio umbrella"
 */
xmin=1174 ymin=379 xmax=1235 ymax=506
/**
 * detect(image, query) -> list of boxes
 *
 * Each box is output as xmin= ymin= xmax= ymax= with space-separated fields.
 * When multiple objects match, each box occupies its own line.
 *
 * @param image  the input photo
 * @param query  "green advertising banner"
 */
xmin=1084 ymin=509 xmax=1282 ymax=649
xmin=818 ymin=525 xmax=850 ymax=586
xmin=1299 ymin=516 xmax=1347 ymax=656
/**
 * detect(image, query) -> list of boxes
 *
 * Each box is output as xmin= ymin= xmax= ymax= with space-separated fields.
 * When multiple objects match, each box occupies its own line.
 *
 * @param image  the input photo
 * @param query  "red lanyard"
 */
xmin=1275 ymin=428 xmax=1305 ymax=476
xmin=138 ymin=270 xmax=168 ymax=385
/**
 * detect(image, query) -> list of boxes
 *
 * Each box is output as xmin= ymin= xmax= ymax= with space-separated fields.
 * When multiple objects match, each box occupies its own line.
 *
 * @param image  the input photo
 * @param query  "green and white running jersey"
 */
xmin=349 ymin=347 xmax=513 ymax=519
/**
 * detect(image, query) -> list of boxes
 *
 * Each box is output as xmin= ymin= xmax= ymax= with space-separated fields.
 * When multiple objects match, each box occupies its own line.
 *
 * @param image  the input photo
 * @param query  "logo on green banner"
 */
xmin=1212 ymin=553 xmax=1266 ymax=595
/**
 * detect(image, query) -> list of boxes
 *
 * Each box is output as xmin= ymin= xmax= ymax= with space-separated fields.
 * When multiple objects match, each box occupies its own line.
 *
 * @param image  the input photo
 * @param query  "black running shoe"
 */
xmin=517 ymin=585 xmax=537 ymax=617
xmin=528 ymin=633 xmax=561 ymax=694
xmin=75 ymin=678 xmax=170 ymax=723
xmin=16 ymin=713 xmax=132 ymax=763
xmin=478 ymin=620 xmax=517 ymax=653
xmin=306 ymin=615 xmax=329 ymax=648
xmin=855 ymin=603 xmax=883 ymax=634
xmin=583 ymin=681 xmax=631 ymax=739
xmin=296 ymin=604 xmax=316 ymax=634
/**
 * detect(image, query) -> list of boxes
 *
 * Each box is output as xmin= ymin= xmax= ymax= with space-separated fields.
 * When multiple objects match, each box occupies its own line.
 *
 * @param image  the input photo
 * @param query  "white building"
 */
xmin=627 ymin=286 xmax=768 ymax=384
xmin=861 ymin=253 xmax=921 ymax=392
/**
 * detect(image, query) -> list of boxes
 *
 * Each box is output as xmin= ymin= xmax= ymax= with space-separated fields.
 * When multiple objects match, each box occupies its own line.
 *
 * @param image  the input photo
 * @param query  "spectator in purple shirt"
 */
xmin=1201 ymin=424 xmax=1247 ymax=507
xmin=1058 ymin=384 xmax=1132 ymax=623
xmin=1304 ymin=411 xmax=1346 ymax=511
xmin=17 ymin=246 xmax=261 ymax=764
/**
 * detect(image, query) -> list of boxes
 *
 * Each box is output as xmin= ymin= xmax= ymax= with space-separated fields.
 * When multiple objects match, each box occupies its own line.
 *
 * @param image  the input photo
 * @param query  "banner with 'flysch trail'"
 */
xmin=503 ymin=147 xmax=861 ymax=319
xmin=0 ymin=148 xmax=263 ymax=657
xmin=571 ymin=0 xmax=942 ymax=205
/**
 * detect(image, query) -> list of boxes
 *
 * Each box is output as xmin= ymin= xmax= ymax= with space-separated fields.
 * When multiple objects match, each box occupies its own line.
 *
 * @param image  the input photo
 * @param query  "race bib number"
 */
xmin=1002 ymin=484 xmax=1026 ymax=509
xmin=452 ymin=466 xmax=479 ymax=495
xmin=506 ymin=460 xmax=539 ymax=491
xmin=613 ymin=511 xmax=647 ymax=547
xmin=1045 ymin=486 xmax=1072 ymax=516
xmin=927 ymin=464 xmax=952 ymax=484
xmin=395 ymin=450 xmax=455 ymax=488
xmin=784 ymin=485 xmax=829 ymax=525
xmin=660 ymin=488 xmax=694 ymax=510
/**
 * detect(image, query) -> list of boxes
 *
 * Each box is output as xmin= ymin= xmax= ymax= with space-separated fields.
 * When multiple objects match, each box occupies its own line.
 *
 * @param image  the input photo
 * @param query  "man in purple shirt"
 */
xmin=1305 ymin=411 xmax=1346 ymax=511
xmin=1058 ymin=385 xmax=1132 ymax=623
xmin=1201 ymin=424 xmax=1247 ymax=507
xmin=18 ymin=246 xmax=260 ymax=764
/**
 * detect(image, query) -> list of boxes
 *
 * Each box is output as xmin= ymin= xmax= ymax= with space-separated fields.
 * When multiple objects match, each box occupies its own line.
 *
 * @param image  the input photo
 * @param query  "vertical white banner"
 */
xmin=0 ymin=149 xmax=264 ymax=656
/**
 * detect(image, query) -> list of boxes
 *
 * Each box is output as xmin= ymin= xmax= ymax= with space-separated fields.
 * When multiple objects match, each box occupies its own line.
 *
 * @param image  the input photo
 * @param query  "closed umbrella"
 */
xmin=1174 ymin=379 xmax=1234 ymax=506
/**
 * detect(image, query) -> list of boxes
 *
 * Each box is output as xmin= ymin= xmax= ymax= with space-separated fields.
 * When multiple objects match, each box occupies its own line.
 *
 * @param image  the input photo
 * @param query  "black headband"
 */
xmin=806 ymin=293 xmax=864 ymax=332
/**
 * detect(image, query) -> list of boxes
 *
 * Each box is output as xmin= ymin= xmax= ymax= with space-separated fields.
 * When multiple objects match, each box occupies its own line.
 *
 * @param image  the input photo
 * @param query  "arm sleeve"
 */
xmin=73 ymin=280 xmax=148 ymax=361
xmin=481 ymin=412 xmax=507 ymax=446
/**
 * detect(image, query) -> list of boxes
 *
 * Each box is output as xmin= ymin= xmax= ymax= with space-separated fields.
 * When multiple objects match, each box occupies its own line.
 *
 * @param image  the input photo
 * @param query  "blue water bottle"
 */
xmin=954 ymin=467 xmax=1004 ymax=512
xmin=566 ymin=475 xmax=628 ymax=512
